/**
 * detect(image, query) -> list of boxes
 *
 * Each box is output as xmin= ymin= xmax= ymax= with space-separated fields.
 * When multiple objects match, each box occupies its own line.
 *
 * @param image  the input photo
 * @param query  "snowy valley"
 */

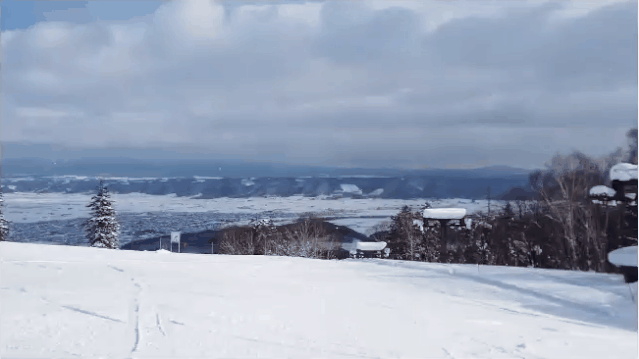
xmin=2 ymin=191 xmax=507 ymax=247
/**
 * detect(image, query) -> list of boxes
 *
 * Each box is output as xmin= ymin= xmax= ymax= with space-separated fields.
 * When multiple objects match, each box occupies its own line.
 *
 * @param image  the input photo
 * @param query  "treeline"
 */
xmin=213 ymin=216 xmax=345 ymax=259
xmin=379 ymin=128 xmax=638 ymax=273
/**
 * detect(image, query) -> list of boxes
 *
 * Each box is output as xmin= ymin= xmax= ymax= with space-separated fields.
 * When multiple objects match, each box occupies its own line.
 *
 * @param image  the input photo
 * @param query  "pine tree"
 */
xmin=386 ymin=206 xmax=422 ymax=260
xmin=85 ymin=180 xmax=120 ymax=249
xmin=422 ymin=228 xmax=441 ymax=262
xmin=0 ymin=190 xmax=9 ymax=241
xmin=503 ymin=202 xmax=515 ymax=218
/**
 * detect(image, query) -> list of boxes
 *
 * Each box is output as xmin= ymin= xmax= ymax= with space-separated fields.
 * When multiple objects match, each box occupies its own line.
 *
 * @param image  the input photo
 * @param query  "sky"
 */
xmin=1 ymin=0 xmax=637 ymax=169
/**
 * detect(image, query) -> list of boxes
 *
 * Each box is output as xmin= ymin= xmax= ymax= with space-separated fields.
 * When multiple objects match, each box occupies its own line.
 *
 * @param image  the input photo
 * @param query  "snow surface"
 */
xmin=339 ymin=184 xmax=362 ymax=194
xmin=354 ymin=241 xmax=387 ymax=251
xmin=342 ymin=240 xmax=388 ymax=252
xmin=423 ymin=208 xmax=467 ymax=219
xmin=241 ymin=178 xmax=256 ymax=186
xmin=610 ymin=163 xmax=638 ymax=182
xmin=465 ymin=217 xmax=473 ymax=229
xmin=368 ymin=188 xmax=384 ymax=196
xmin=608 ymin=246 xmax=638 ymax=268
xmin=589 ymin=185 xmax=616 ymax=197
xmin=1 ymin=242 xmax=636 ymax=358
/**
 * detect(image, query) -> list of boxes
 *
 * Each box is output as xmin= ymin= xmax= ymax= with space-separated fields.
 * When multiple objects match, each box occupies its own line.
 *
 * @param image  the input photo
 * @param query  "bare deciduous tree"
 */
xmin=0 ymin=190 xmax=8 ymax=242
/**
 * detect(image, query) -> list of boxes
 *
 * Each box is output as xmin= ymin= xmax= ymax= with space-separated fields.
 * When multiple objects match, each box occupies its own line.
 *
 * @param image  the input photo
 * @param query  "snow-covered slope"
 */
xmin=1 ymin=242 xmax=636 ymax=358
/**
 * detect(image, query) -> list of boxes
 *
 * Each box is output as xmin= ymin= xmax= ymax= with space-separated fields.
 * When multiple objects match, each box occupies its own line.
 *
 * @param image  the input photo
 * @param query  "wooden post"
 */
xmin=440 ymin=219 xmax=449 ymax=260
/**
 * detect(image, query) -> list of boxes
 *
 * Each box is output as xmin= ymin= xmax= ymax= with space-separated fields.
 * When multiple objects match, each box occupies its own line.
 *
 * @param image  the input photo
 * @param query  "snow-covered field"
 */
xmin=1 ymin=242 xmax=636 ymax=358
xmin=3 ymin=192 xmax=505 ymax=235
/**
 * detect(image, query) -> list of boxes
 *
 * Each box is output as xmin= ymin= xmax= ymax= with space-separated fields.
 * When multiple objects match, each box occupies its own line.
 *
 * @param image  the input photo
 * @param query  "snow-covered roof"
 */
xmin=356 ymin=241 xmax=387 ymax=251
xmin=608 ymin=246 xmax=637 ymax=267
xmin=589 ymin=185 xmax=616 ymax=197
xmin=341 ymin=240 xmax=387 ymax=252
xmin=423 ymin=208 xmax=467 ymax=220
xmin=610 ymin=163 xmax=638 ymax=182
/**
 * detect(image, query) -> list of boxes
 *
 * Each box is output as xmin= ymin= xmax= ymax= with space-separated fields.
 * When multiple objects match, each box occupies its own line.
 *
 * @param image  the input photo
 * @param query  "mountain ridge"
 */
xmin=1 ymin=157 xmax=532 ymax=178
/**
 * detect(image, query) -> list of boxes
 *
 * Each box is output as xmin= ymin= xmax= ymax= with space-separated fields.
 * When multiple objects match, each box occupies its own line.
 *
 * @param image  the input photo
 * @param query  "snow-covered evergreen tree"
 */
xmin=85 ymin=180 xmax=120 ymax=249
xmin=0 ymin=190 xmax=9 ymax=241
xmin=386 ymin=206 xmax=423 ymax=260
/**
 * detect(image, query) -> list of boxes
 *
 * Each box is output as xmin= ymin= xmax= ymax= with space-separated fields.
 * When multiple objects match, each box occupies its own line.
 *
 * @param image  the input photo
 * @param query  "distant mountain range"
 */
xmin=2 ymin=157 xmax=532 ymax=179
xmin=1 ymin=158 xmax=533 ymax=199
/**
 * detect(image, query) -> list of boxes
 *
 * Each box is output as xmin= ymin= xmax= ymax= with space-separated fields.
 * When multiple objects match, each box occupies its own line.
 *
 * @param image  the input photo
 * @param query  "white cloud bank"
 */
xmin=2 ymin=0 xmax=636 ymax=168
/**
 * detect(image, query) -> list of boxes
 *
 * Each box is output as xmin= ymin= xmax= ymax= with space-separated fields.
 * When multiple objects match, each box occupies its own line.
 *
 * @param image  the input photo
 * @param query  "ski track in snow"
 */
xmin=442 ymin=347 xmax=456 ymax=359
xmin=60 ymin=305 xmax=124 ymax=324
xmin=156 ymin=312 xmax=167 ymax=337
xmin=108 ymin=265 xmax=124 ymax=272
xmin=128 ymin=279 xmax=142 ymax=356
xmin=11 ymin=286 xmax=126 ymax=325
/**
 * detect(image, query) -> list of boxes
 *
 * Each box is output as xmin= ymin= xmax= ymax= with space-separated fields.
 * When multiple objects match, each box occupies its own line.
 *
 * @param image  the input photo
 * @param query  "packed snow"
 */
xmin=1 ymin=242 xmax=636 ymax=358
xmin=608 ymin=246 xmax=638 ymax=268
xmin=589 ymin=185 xmax=616 ymax=197
xmin=423 ymin=208 xmax=467 ymax=220
xmin=610 ymin=163 xmax=638 ymax=182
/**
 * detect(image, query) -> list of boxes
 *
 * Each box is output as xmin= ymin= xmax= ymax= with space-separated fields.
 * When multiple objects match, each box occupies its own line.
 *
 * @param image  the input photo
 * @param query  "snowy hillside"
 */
xmin=1 ymin=242 xmax=636 ymax=358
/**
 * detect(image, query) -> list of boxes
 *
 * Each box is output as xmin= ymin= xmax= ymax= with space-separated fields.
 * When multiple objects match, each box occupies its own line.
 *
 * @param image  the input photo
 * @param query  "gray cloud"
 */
xmin=2 ymin=0 xmax=636 ymax=169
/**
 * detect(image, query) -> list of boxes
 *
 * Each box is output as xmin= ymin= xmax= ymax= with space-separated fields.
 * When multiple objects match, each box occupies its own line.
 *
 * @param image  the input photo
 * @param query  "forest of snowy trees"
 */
xmin=380 ymin=128 xmax=638 ymax=273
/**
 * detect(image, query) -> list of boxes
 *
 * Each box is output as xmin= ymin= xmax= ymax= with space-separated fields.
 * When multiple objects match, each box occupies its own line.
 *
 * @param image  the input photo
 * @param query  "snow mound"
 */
xmin=339 ymin=184 xmax=362 ymax=194
xmin=608 ymin=246 xmax=638 ymax=267
xmin=589 ymin=185 xmax=616 ymax=197
xmin=156 ymin=249 xmax=171 ymax=254
xmin=241 ymin=178 xmax=256 ymax=186
xmin=610 ymin=163 xmax=638 ymax=182
xmin=369 ymin=188 xmax=384 ymax=196
xmin=423 ymin=208 xmax=467 ymax=219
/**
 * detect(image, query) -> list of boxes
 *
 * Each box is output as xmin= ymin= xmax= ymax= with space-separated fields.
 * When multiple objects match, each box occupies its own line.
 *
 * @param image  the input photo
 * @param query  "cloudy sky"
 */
xmin=2 ymin=0 xmax=637 ymax=169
